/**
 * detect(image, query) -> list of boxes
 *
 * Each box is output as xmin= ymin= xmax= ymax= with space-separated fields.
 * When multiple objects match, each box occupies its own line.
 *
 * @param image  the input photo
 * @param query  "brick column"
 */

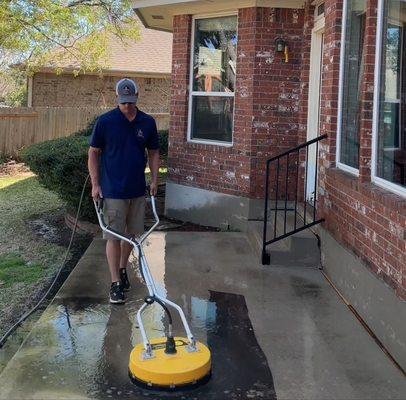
xmin=359 ymin=0 xmax=378 ymax=182
xmin=297 ymin=1 xmax=315 ymax=202
xmin=318 ymin=0 xmax=344 ymax=218
xmin=239 ymin=7 xmax=305 ymax=200
xmin=298 ymin=1 xmax=315 ymax=145
xmin=168 ymin=14 xmax=193 ymax=184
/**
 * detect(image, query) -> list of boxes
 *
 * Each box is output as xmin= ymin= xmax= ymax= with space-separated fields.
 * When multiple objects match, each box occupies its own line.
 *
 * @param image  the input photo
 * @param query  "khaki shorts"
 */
xmin=103 ymin=197 xmax=145 ymax=240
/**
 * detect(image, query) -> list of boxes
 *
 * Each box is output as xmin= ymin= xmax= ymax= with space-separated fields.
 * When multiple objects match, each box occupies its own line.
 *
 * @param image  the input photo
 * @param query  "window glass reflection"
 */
xmin=191 ymin=96 xmax=234 ymax=142
xmin=193 ymin=16 xmax=237 ymax=93
xmin=377 ymin=0 xmax=405 ymax=187
xmin=340 ymin=0 xmax=366 ymax=169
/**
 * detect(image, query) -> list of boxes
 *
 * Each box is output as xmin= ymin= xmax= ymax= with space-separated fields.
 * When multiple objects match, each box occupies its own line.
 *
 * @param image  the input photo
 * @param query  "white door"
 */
xmin=306 ymin=19 xmax=325 ymax=203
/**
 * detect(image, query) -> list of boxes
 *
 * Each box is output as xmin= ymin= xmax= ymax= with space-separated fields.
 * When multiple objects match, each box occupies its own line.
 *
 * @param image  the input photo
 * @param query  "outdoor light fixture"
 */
xmin=275 ymin=38 xmax=289 ymax=63
xmin=275 ymin=38 xmax=285 ymax=52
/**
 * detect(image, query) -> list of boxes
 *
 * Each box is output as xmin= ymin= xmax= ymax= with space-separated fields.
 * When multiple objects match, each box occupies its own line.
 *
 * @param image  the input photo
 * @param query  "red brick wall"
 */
xmin=168 ymin=2 xmax=405 ymax=299
xmin=298 ymin=2 xmax=315 ymax=145
xmin=247 ymin=7 xmax=305 ymax=199
xmin=297 ymin=2 xmax=315 ymax=201
xmin=169 ymin=14 xmax=250 ymax=196
xmin=319 ymin=0 xmax=406 ymax=300
xmin=32 ymin=73 xmax=170 ymax=112
xmin=168 ymin=8 xmax=306 ymax=198
xmin=359 ymin=0 xmax=377 ymax=182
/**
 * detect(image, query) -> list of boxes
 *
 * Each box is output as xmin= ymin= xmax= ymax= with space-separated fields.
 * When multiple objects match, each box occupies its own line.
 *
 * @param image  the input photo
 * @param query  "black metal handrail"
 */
xmin=262 ymin=134 xmax=327 ymax=265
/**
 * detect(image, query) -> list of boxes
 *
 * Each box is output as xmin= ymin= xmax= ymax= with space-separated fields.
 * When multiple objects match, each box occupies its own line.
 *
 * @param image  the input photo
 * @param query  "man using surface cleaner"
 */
xmin=88 ymin=78 xmax=160 ymax=304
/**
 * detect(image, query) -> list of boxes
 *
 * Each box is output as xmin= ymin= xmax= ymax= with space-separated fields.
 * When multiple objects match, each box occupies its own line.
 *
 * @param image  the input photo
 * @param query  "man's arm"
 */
xmin=147 ymin=149 xmax=160 ymax=196
xmin=88 ymin=146 xmax=103 ymax=199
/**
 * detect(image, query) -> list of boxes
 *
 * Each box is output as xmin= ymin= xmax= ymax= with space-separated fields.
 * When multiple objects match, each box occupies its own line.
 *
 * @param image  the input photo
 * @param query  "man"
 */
xmin=88 ymin=78 xmax=160 ymax=304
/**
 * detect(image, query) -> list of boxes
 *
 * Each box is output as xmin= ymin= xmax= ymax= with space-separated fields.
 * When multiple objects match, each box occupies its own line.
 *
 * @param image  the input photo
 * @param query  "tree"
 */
xmin=0 ymin=1 xmax=140 ymax=105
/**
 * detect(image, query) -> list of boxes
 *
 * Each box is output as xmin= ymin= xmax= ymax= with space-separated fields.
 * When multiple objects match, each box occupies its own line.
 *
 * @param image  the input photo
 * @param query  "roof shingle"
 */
xmin=107 ymin=21 xmax=172 ymax=74
xmin=40 ymin=17 xmax=173 ymax=75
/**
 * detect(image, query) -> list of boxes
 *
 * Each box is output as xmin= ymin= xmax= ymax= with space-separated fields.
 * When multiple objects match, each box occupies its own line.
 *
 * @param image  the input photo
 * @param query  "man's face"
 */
xmin=119 ymin=102 xmax=137 ymax=115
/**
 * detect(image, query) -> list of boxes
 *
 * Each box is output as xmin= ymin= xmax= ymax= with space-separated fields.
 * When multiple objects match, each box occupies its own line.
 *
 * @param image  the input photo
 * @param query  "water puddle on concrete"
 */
xmin=0 ymin=234 xmax=276 ymax=399
xmin=91 ymin=290 xmax=277 ymax=400
xmin=1 ymin=291 xmax=276 ymax=399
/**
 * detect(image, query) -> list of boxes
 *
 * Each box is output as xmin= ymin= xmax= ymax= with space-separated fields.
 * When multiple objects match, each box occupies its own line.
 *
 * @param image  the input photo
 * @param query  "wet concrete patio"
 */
xmin=0 ymin=232 xmax=405 ymax=399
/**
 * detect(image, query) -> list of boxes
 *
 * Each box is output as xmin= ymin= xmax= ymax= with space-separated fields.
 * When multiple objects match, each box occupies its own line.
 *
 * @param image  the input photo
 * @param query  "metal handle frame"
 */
xmin=94 ymin=196 xmax=197 ymax=357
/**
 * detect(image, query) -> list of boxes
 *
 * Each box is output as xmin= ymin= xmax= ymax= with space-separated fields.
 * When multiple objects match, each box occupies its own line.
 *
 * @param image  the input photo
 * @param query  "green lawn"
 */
xmin=0 ymin=254 xmax=44 ymax=288
xmin=0 ymin=174 xmax=67 ymax=337
xmin=0 ymin=167 xmax=167 ymax=337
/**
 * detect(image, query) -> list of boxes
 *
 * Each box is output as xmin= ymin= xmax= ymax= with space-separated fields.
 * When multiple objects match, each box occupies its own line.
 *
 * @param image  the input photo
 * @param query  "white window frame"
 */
xmin=372 ymin=0 xmax=406 ymax=197
xmin=336 ymin=0 xmax=360 ymax=176
xmin=313 ymin=0 xmax=325 ymax=22
xmin=187 ymin=12 xmax=238 ymax=147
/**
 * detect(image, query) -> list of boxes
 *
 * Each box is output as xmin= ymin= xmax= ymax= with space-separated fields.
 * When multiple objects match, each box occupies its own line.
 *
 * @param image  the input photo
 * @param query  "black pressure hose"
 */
xmin=144 ymin=295 xmax=176 ymax=354
xmin=0 ymin=179 xmax=167 ymax=350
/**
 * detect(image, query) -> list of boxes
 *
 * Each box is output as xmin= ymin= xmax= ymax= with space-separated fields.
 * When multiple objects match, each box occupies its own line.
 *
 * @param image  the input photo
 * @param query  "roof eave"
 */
xmin=133 ymin=0 xmax=305 ymax=32
xmin=134 ymin=9 xmax=173 ymax=32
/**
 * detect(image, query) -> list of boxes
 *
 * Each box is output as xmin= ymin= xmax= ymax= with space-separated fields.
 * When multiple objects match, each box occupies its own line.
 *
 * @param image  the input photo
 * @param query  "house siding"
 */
xmin=169 ymin=8 xmax=305 ymax=199
xmin=167 ymin=0 xmax=405 ymax=301
xmin=31 ymin=73 xmax=171 ymax=113
xmin=319 ymin=0 xmax=405 ymax=300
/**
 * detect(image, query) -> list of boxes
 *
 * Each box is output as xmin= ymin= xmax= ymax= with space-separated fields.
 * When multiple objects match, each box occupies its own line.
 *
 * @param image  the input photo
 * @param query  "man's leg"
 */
xmin=103 ymin=199 xmax=128 ymax=280
xmin=120 ymin=196 xmax=144 ymax=270
xmin=120 ymin=241 xmax=133 ymax=270
xmin=106 ymin=239 xmax=121 ymax=283
xmin=103 ymin=199 xmax=128 ymax=303
xmin=120 ymin=196 xmax=145 ymax=289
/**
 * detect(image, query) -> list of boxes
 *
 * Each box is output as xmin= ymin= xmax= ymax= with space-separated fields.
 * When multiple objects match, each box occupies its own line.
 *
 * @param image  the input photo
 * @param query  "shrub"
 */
xmin=22 ymin=133 xmax=94 ymax=221
xmin=22 ymin=118 xmax=169 ymax=223
xmin=159 ymin=130 xmax=168 ymax=159
xmin=0 ymin=153 xmax=8 ymax=165
xmin=73 ymin=117 xmax=97 ymax=137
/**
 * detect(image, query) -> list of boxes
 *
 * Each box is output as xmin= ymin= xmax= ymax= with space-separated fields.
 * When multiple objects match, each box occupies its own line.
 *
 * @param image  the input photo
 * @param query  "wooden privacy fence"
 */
xmin=0 ymin=107 xmax=170 ymax=157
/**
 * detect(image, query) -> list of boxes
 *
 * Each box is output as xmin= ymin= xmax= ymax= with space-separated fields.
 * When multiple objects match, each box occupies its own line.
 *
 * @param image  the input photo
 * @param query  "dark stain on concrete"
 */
xmin=93 ymin=291 xmax=276 ymax=399
xmin=290 ymin=276 xmax=322 ymax=298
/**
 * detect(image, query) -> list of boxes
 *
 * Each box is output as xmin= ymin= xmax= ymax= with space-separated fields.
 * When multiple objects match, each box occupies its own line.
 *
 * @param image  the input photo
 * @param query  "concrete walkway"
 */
xmin=0 ymin=233 xmax=405 ymax=399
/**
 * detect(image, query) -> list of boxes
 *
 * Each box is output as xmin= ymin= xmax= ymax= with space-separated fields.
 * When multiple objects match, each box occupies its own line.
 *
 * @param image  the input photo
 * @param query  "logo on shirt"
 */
xmin=137 ymin=129 xmax=144 ymax=139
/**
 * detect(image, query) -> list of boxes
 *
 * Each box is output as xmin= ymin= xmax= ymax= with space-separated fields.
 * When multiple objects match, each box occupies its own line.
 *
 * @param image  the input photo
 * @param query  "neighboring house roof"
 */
xmin=37 ymin=17 xmax=173 ymax=76
xmin=107 ymin=23 xmax=172 ymax=75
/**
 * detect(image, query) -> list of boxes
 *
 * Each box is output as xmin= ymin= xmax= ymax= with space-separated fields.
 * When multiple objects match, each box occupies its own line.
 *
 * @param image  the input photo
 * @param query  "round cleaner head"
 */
xmin=129 ymin=337 xmax=211 ymax=389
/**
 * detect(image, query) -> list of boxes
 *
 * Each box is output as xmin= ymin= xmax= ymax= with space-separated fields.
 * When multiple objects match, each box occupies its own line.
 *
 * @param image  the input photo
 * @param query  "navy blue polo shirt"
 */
xmin=89 ymin=107 xmax=159 ymax=199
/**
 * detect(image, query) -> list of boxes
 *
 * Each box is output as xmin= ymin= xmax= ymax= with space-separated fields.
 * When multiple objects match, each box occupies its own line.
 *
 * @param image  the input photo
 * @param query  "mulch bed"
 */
xmin=0 ymin=160 xmax=32 ymax=177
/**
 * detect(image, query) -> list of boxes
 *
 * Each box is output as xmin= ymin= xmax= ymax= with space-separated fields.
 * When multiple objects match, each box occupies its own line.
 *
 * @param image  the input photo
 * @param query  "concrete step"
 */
xmin=247 ymin=210 xmax=321 ymax=268
xmin=247 ymin=220 xmax=288 ymax=260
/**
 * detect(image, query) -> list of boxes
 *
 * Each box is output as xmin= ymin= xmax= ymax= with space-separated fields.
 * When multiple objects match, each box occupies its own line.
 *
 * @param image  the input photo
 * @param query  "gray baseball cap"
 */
xmin=116 ymin=78 xmax=138 ymax=104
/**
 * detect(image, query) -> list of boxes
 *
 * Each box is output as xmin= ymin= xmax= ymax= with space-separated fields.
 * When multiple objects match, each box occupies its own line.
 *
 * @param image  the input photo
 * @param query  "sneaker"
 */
xmin=110 ymin=281 xmax=125 ymax=304
xmin=120 ymin=268 xmax=131 ymax=291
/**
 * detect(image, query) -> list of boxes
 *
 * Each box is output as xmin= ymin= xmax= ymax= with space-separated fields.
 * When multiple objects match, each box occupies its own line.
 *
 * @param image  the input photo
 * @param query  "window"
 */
xmin=338 ymin=0 xmax=367 ymax=171
xmin=315 ymin=2 xmax=325 ymax=19
xmin=188 ymin=15 xmax=237 ymax=144
xmin=373 ymin=0 xmax=405 ymax=193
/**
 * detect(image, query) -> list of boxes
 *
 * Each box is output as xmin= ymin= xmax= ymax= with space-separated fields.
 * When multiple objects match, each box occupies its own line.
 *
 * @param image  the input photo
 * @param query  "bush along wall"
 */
xmin=22 ymin=133 xmax=95 ymax=221
xmin=22 ymin=118 xmax=168 ymax=223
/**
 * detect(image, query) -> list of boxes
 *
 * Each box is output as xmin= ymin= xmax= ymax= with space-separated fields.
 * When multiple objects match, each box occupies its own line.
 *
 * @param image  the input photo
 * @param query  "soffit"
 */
xmin=133 ymin=0 xmax=305 ymax=31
